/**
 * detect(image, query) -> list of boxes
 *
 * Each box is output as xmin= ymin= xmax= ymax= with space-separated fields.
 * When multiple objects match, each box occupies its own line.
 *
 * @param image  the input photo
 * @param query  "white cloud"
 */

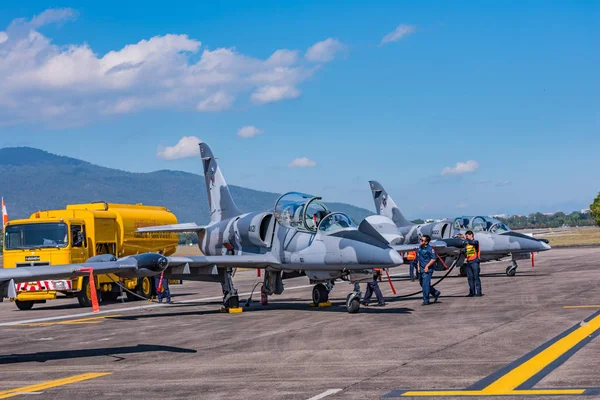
xmin=157 ymin=136 xmax=202 ymax=160
xmin=456 ymin=201 xmax=469 ymax=209
xmin=441 ymin=160 xmax=479 ymax=176
xmin=251 ymin=85 xmax=300 ymax=104
xmin=0 ymin=9 xmax=342 ymax=126
xmin=196 ymin=91 xmax=234 ymax=112
xmin=30 ymin=8 xmax=77 ymax=28
xmin=305 ymin=38 xmax=346 ymax=62
xmin=379 ymin=24 xmax=416 ymax=46
xmin=496 ymin=180 xmax=511 ymax=187
xmin=237 ymin=125 xmax=262 ymax=138
xmin=288 ymin=157 xmax=317 ymax=168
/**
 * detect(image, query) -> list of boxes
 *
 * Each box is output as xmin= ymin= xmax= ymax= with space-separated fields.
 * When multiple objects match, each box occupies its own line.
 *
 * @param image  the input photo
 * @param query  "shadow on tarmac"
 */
xmin=0 ymin=344 xmax=197 ymax=364
xmin=109 ymin=299 xmax=415 ymax=319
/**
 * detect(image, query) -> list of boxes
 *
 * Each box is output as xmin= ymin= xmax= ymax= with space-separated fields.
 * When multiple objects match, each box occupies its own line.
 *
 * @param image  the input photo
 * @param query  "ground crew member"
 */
xmin=154 ymin=250 xmax=171 ymax=303
xmin=154 ymin=272 xmax=171 ymax=303
xmin=417 ymin=235 xmax=440 ymax=306
xmin=407 ymin=250 xmax=417 ymax=281
xmin=461 ymin=230 xmax=482 ymax=297
xmin=362 ymin=269 xmax=386 ymax=306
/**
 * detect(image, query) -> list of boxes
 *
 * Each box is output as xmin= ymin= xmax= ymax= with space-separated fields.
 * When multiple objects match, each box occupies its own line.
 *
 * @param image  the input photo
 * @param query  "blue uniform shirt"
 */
xmin=417 ymin=244 xmax=436 ymax=272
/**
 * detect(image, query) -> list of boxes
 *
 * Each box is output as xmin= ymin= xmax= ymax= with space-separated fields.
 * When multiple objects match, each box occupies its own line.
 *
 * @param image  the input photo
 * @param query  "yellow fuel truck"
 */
xmin=2 ymin=202 xmax=179 ymax=310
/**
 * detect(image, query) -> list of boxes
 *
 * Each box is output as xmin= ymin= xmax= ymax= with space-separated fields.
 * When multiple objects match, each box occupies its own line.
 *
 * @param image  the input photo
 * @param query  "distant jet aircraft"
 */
xmin=136 ymin=143 xmax=404 ymax=313
xmin=368 ymin=181 xmax=551 ymax=276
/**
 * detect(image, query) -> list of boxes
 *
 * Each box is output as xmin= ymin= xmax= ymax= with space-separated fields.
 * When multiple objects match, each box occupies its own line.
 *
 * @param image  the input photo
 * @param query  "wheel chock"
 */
xmin=220 ymin=307 xmax=243 ymax=313
xmin=309 ymin=302 xmax=332 ymax=307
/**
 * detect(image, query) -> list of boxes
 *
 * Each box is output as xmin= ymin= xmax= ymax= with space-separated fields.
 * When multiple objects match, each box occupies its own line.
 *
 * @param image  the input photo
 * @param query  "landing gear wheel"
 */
xmin=312 ymin=284 xmax=329 ymax=304
xmin=459 ymin=265 xmax=467 ymax=277
xmin=225 ymin=295 xmax=240 ymax=309
xmin=506 ymin=266 xmax=517 ymax=277
xmin=15 ymin=300 xmax=34 ymax=311
xmin=77 ymin=276 xmax=100 ymax=307
xmin=347 ymin=297 xmax=360 ymax=314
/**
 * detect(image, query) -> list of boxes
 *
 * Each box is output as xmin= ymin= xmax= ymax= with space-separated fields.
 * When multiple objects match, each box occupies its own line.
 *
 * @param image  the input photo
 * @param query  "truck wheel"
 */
xmin=138 ymin=277 xmax=153 ymax=300
xmin=15 ymin=300 xmax=34 ymax=311
xmin=77 ymin=277 xmax=101 ymax=307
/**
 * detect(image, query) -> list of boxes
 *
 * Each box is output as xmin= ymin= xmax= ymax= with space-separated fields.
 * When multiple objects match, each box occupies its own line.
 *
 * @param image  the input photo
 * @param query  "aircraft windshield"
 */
xmin=274 ymin=192 xmax=330 ymax=231
xmin=453 ymin=216 xmax=511 ymax=233
xmin=4 ymin=223 xmax=69 ymax=250
xmin=318 ymin=213 xmax=356 ymax=233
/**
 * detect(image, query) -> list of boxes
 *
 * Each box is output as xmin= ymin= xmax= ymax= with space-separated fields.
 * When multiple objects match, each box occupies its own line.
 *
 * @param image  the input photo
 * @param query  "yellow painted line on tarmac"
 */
xmin=385 ymin=311 xmax=600 ymax=397
xmin=0 ymin=372 xmax=112 ymax=399
xmin=400 ymin=389 xmax=585 ymax=397
xmin=15 ymin=314 xmax=122 ymax=327
xmin=564 ymin=305 xmax=600 ymax=309
xmin=480 ymin=313 xmax=600 ymax=393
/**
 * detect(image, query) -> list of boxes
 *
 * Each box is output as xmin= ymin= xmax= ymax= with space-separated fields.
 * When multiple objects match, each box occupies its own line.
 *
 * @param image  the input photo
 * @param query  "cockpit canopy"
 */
xmin=274 ymin=192 xmax=356 ymax=233
xmin=453 ymin=216 xmax=511 ymax=234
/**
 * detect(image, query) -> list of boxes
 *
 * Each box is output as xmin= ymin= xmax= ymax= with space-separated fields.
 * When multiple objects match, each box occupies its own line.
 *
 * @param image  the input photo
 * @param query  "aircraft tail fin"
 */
xmin=368 ymin=180 xmax=414 ymax=228
xmin=200 ymin=142 xmax=242 ymax=222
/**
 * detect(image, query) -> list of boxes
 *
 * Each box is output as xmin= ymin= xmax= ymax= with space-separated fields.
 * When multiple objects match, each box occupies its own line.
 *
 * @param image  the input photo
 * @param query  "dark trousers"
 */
xmin=409 ymin=260 xmax=417 ymax=280
xmin=420 ymin=270 xmax=439 ymax=303
xmin=154 ymin=276 xmax=171 ymax=302
xmin=466 ymin=261 xmax=481 ymax=295
xmin=364 ymin=279 xmax=385 ymax=304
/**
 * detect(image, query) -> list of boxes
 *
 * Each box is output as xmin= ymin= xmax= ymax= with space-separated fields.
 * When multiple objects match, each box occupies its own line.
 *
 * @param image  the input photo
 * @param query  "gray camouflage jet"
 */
xmin=369 ymin=181 xmax=551 ymax=276
xmin=136 ymin=143 xmax=404 ymax=313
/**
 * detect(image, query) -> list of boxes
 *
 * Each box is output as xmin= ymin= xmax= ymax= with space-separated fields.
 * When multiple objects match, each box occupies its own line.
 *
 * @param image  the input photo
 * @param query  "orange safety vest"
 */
xmin=466 ymin=243 xmax=480 ymax=262
xmin=406 ymin=251 xmax=416 ymax=260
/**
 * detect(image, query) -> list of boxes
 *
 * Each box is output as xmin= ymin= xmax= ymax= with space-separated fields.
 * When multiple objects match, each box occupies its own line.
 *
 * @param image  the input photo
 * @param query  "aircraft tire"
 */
xmin=312 ymin=284 xmax=329 ymax=304
xmin=15 ymin=300 xmax=34 ymax=311
xmin=347 ymin=298 xmax=360 ymax=314
xmin=506 ymin=266 xmax=517 ymax=277
xmin=226 ymin=295 xmax=240 ymax=309
xmin=459 ymin=265 xmax=467 ymax=277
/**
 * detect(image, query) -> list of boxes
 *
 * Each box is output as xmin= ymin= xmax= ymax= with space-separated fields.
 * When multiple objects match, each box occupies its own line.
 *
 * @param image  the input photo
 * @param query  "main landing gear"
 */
xmin=506 ymin=260 xmax=518 ymax=277
xmin=311 ymin=281 xmax=333 ymax=305
xmin=221 ymin=268 xmax=240 ymax=309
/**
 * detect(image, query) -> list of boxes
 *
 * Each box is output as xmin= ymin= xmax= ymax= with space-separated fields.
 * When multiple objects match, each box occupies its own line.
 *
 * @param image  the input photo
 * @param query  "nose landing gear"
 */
xmin=506 ymin=260 xmax=518 ymax=277
xmin=346 ymin=282 xmax=362 ymax=314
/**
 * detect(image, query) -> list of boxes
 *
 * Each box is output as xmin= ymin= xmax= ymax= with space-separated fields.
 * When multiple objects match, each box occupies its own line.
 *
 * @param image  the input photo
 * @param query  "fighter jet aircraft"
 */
xmin=136 ymin=143 xmax=403 ymax=313
xmin=368 ymin=181 xmax=551 ymax=276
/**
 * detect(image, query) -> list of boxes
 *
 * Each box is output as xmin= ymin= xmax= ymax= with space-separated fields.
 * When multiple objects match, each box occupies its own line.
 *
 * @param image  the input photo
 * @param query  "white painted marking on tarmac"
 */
xmin=0 ymin=284 xmax=313 ymax=327
xmin=10 ymin=392 xmax=43 ymax=395
xmin=306 ymin=389 xmax=343 ymax=400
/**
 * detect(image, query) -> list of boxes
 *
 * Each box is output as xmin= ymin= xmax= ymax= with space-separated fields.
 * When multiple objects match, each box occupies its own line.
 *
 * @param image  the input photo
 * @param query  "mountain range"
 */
xmin=0 ymin=147 xmax=373 ymax=224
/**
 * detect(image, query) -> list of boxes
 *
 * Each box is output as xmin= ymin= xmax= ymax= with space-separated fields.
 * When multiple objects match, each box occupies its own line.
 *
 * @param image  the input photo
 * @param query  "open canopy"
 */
xmin=453 ymin=216 xmax=511 ymax=233
xmin=274 ymin=192 xmax=356 ymax=233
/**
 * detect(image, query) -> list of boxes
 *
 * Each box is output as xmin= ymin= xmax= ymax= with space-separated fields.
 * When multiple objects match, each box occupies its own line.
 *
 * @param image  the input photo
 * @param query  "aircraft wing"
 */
xmin=392 ymin=238 xmax=467 ymax=257
xmin=137 ymin=222 xmax=206 ymax=233
xmin=0 ymin=260 xmax=140 ymax=285
xmin=167 ymin=254 xmax=280 ymax=270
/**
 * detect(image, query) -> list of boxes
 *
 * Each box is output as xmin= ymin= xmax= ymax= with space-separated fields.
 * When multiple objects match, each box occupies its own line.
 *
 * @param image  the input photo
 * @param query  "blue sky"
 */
xmin=0 ymin=1 xmax=598 ymax=218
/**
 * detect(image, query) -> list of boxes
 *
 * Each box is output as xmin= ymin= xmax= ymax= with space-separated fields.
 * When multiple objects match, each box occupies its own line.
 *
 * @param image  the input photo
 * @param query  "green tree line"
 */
xmin=498 ymin=211 xmax=596 ymax=230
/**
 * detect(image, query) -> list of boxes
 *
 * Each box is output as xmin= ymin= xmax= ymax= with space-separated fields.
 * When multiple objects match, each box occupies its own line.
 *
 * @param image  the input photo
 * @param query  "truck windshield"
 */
xmin=4 ymin=223 xmax=69 ymax=250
